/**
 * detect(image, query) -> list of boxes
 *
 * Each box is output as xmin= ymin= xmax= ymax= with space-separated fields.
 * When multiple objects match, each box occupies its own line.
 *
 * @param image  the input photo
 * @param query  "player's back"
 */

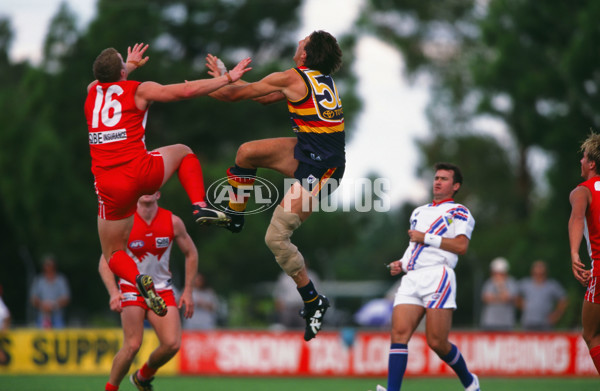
xmin=85 ymin=80 xmax=148 ymax=174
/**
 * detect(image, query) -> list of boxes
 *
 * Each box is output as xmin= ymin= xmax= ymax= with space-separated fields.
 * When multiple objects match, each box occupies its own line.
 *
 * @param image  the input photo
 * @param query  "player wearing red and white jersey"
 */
xmin=373 ymin=163 xmax=479 ymax=391
xmin=85 ymin=43 xmax=251 ymax=317
xmin=569 ymin=132 xmax=600 ymax=375
xmin=99 ymin=192 xmax=198 ymax=391
xmin=204 ymin=31 xmax=344 ymax=342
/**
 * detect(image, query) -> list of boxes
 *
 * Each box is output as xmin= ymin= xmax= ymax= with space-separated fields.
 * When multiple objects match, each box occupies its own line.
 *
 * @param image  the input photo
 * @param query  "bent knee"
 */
xmin=427 ymin=338 xmax=450 ymax=356
xmin=174 ymin=143 xmax=193 ymax=155
xmin=235 ymin=142 xmax=254 ymax=165
xmin=265 ymin=206 xmax=304 ymax=276
xmin=123 ymin=340 xmax=142 ymax=357
xmin=164 ymin=340 xmax=181 ymax=355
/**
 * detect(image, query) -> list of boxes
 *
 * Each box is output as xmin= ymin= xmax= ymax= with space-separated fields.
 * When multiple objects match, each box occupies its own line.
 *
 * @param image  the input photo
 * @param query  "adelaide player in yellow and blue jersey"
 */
xmin=206 ymin=30 xmax=344 ymax=342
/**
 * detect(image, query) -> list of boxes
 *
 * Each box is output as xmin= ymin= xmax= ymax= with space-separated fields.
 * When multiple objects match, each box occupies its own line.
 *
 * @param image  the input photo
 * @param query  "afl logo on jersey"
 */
xmin=156 ymin=237 xmax=170 ymax=248
xmin=129 ymin=240 xmax=144 ymax=249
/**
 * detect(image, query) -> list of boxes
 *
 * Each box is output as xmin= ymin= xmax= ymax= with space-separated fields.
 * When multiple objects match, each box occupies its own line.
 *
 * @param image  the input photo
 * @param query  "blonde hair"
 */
xmin=581 ymin=131 xmax=600 ymax=168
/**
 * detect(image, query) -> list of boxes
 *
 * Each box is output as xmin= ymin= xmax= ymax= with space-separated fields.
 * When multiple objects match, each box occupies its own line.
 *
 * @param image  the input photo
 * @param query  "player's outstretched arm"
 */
xmin=135 ymin=57 xmax=252 ymax=104
xmin=206 ymin=54 xmax=286 ymax=104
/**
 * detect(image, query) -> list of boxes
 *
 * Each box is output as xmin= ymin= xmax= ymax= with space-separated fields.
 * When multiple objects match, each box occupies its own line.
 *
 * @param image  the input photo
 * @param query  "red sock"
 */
xmin=591 ymin=345 xmax=600 ymax=374
xmin=139 ymin=362 xmax=158 ymax=380
xmin=178 ymin=154 xmax=206 ymax=205
xmin=105 ymin=382 xmax=118 ymax=391
xmin=108 ymin=250 xmax=139 ymax=285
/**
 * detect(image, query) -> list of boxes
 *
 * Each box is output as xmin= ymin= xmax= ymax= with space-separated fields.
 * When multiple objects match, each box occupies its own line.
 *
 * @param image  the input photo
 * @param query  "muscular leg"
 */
xmin=426 ymin=308 xmax=475 ymax=388
xmin=391 ymin=304 xmax=425 ymax=344
xmin=424 ymin=308 xmax=452 ymax=356
xmin=265 ymin=183 xmax=326 ymax=341
xmin=98 ymin=217 xmax=133 ymax=258
xmin=582 ymin=300 xmax=600 ymax=373
xmin=154 ymin=144 xmax=207 ymax=204
xmin=235 ymin=137 xmax=298 ymax=176
xmin=107 ymin=306 xmax=145 ymax=388
xmin=154 ymin=144 xmax=194 ymax=187
xmin=225 ymin=138 xmax=299 ymax=231
xmin=98 ymin=216 xmax=138 ymax=284
xmin=143 ymin=308 xmax=182 ymax=372
xmin=267 ymin=183 xmax=315 ymax=287
xmin=387 ymin=304 xmax=424 ymax=391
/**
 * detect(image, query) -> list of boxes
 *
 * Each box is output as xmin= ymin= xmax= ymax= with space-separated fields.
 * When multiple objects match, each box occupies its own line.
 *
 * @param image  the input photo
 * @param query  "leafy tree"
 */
xmin=0 ymin=0 xmax=364 ymax=326
xmin=361 ymin=0 xmax=600 ymax=326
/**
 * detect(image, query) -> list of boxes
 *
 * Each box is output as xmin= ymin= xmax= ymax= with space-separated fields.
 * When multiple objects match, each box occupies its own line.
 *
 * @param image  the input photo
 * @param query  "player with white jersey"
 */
xmin=99 ymin=192 xmax=198 ymax=391
xmin=85 ymin=42 xmax=251 ymax=318
xmin=372 ymin=162 xmax=479 ymax=391
xmin=569 ymin=132 xmax=600 ymax=375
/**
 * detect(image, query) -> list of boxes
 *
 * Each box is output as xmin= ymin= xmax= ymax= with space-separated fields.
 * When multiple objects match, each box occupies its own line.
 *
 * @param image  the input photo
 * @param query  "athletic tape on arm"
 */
xmin=265 ymin=205 xmax=305 ymax=277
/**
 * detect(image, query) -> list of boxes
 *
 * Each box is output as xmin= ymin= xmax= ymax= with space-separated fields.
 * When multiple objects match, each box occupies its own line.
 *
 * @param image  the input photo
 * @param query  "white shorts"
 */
xmin=393 ymin=265 xmax=457 ymax=309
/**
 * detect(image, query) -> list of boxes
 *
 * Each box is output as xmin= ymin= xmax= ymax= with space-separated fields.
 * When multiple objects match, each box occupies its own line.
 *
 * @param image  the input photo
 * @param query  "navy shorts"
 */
xmin=293 ymin=162 xmax=345 ymax=200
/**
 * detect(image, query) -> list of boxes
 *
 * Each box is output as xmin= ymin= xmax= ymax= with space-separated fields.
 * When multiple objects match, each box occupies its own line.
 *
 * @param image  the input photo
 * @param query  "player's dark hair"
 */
xmin=93 ymin=48 xmax=123 ymax=83
xmin=304 ymin=30 xmax=342 ymax=75
xmin=434 ymin=162 xmax=463 ymax=195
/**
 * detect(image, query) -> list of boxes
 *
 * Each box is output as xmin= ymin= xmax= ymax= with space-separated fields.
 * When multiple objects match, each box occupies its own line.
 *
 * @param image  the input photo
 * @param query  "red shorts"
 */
xmin=585 ymin=277 xmax=600 ymax=304
xmin=119 ymin=282 xmax=177 ymax=310
xmin=94 ymin=152 xmax=164 ymax=220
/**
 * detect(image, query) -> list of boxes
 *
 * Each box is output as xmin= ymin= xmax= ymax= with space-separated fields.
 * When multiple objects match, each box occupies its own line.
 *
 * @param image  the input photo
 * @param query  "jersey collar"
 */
xmin=430 ymin=198 xmax=454 ymax=206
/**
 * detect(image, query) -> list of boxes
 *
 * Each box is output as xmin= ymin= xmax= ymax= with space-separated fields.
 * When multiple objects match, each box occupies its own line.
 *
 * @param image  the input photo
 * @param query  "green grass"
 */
xmin=0 ymin=375 xmax=597 ymax=391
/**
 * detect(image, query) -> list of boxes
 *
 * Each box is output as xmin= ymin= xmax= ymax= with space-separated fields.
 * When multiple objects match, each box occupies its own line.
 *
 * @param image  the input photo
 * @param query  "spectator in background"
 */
xmin=0 ymin=285 xmax=9 ymax=366
xmin=518 ymin=260 xmax=568 ymax=330
xmin=183 ymin=273 xmax=219 ymax=330
xmin=30 ymin=255 xmax=70 ymax=328
xmin=480 ymin=257 xmax=519 ymax=331
xmin=273 ymin=269 xmax=321 ymax=329
xmin=354 ymin=280 xmax=401 ymax=329
xmin=0 ymin=285 xmax=10 ymax=331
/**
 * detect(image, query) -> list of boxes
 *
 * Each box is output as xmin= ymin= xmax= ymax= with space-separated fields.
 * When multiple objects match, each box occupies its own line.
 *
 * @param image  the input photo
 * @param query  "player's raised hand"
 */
xmin=227 ymin=57 xmax=252 ymax=83
xmin=206 ymin=54 xmax=227 ymax=78
xmin=126 ymin=42 xmax=150 ymax=68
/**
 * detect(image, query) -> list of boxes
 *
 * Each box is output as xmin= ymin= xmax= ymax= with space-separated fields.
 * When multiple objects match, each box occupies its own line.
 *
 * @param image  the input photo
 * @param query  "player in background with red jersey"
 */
xmin=85 ymin=43 xmax=250 ymax=316
xmin=99 ymin=192 xmax=197 ymax=391
xmin=568 ymin=132 xmax=600 ymax=375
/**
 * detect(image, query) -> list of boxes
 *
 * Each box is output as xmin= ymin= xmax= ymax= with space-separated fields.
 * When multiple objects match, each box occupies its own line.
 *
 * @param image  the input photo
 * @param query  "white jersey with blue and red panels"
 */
xmin=400 ymin=198 xmax=475 ymax=272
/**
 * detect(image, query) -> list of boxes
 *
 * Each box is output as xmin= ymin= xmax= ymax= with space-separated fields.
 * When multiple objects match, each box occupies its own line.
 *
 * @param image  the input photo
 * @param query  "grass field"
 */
xmin=0 ymin=375 xmax=598 ymax=391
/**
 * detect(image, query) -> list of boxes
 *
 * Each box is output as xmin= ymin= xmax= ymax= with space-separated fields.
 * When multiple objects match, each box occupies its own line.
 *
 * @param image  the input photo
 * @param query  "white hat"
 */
xmin=490 ymin=257 xmax=509 ymax=273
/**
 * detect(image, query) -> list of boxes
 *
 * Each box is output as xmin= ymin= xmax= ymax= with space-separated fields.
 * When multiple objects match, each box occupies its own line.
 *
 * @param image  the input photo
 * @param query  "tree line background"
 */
xmin=0 ymin=0 xmax=597 ymax=329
